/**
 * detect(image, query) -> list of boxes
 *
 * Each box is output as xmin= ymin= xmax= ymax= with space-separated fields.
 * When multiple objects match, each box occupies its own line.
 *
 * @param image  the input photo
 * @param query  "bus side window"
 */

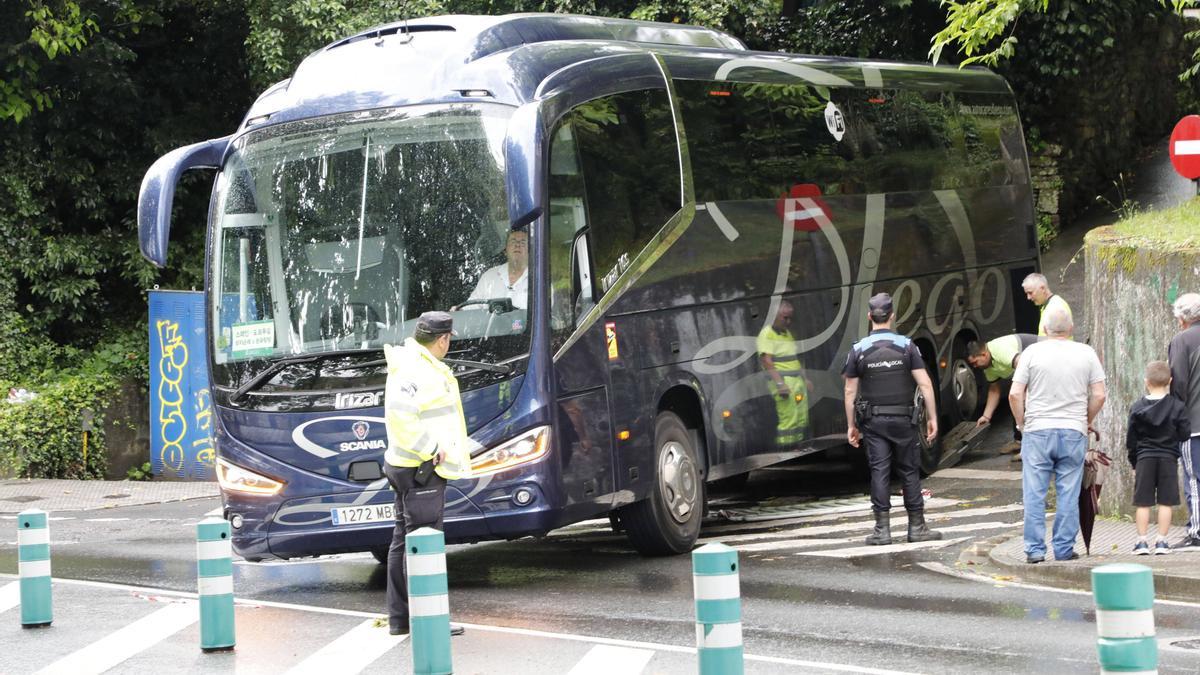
xmin=568 ymin=90 xmax=679 ymax=296
xmin=549 ymin=123 xmax=592 ymax=349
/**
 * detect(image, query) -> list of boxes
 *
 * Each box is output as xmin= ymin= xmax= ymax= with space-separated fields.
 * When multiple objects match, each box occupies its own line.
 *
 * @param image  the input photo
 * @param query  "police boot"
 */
xmin=865 ymin=510 xmax=891 ymax=545
xmin=906 ymin=509 xmax=942 ymax=543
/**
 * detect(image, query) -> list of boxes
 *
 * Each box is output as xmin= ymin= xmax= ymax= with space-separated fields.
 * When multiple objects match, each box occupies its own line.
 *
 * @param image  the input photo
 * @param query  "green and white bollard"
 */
xmin=18 ymin=508 xmax=52 ymax=628
xmin=1092 ymin=563 xmax=1157 ymax=675
xmin=692 ymin=542 xmax=743 ymax=675
xmin=197 ymin=517 xmax=235 ymax=652
xmin=407 ymin=527 xmax=452 ymax=675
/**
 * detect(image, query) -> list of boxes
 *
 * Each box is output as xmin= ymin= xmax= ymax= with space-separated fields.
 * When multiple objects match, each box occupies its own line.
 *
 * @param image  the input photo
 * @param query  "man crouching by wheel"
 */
xmin=843 ymin=293 xmax=941 ymax=546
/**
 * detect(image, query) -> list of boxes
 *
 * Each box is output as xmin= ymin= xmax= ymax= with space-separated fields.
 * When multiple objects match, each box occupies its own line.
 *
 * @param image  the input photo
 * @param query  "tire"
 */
xmin=619 ymin=412 xmax=705 ymax=556
xmin=949 ymin=337 xmax=986 ymax=424
xmin=371 ymin=546 xmax=389 ymax=565
xmin=916 ymin=349 xmax=943 ymax=476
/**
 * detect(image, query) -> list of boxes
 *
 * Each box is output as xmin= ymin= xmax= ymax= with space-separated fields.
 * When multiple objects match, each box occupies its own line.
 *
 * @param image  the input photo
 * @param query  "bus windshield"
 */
xmin=209 ymin=103 xmax=527 ymax=398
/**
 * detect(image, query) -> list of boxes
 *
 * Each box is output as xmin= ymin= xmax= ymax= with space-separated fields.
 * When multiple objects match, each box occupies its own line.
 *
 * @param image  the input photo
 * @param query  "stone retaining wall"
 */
xmin=1085 ymin=226 xmax=1200 ymax=517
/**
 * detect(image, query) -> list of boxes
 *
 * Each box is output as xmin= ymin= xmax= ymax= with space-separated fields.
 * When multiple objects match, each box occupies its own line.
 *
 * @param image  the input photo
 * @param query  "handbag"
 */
xmin=1082 ymin=429 xmax=1111 ymax=489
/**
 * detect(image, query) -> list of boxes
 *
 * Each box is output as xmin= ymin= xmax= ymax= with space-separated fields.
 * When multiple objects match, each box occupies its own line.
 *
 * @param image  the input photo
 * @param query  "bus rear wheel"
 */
xmin=916 ymin=350 xmax=943 ymax=476
xmin=620 ymin=411 xmax=704 ymax=556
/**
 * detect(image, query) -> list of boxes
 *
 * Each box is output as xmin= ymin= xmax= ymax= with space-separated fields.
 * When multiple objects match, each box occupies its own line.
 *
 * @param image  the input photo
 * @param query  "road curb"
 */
xmin=986 ymin=535 xmax=1200 ymax=603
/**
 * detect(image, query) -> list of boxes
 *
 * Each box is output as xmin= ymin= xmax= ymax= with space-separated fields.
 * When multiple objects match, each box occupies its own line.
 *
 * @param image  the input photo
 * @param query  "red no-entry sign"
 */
xmin=1169 ymin=115 xmax=1200 ymax=180
xmin=775 ymin=183 xmax=831 ymax=232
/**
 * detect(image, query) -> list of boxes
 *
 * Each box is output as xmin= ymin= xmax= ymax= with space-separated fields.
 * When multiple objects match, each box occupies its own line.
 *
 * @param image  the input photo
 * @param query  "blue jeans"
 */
xmin=1022 ymin=428 xmax=1086 ymax=559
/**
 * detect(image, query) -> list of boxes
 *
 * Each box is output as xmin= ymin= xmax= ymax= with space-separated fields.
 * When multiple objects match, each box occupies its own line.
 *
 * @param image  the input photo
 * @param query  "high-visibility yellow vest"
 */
xmin=383 ymin=338 xmax=471 ymax=479
xmin=1038 ymin=294 xmax=1073 ymax=337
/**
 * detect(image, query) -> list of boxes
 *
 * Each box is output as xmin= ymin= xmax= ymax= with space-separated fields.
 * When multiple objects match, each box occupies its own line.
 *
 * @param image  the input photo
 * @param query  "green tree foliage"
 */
xmin=0 ymin=1 xmax=252 ymax=344
xmin=930 ymin=0 xmax=1193 ymax=69
xmin=2 ymin=1 xmax=100 ymax=122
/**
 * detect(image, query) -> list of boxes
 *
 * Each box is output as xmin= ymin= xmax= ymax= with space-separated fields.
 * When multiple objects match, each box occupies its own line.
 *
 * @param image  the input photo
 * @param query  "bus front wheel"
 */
xmin=620 ymin=412 xmax=704 ymax=556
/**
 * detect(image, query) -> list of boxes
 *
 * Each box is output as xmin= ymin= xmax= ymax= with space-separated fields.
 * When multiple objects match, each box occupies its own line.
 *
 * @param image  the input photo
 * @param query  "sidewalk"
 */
xmin=985 ymin=519 xmax=1200 ymax=602
xmin=0 ymin=479 xmax=218 ymax=514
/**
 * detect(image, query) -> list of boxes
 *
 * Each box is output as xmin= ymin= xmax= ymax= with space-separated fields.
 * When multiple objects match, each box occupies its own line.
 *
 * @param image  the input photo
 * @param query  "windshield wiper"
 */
xmin=329 ymin=355 xmax=512 ymax=375
xmin=443 ymin=357 xmax=511 ymax=374
xmin=230 ymin=349 xmax=383 ymax=403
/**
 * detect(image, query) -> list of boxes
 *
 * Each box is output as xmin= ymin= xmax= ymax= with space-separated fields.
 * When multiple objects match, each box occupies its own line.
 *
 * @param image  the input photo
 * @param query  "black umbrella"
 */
xmin=1078 ymin=429 xmax=1111 ymax=555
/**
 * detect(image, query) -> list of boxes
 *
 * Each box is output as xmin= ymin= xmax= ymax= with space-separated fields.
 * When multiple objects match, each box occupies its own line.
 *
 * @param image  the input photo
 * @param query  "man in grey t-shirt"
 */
xmin=1169 ymin=292 xmax=1200 ymax=549
xmin=1009 ymin=306 xmax=1107 ymax=564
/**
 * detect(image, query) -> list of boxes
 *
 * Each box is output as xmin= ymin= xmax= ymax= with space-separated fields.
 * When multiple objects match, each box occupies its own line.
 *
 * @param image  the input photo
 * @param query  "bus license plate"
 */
xmin=330 ymin=504 xmax=394 ymax=526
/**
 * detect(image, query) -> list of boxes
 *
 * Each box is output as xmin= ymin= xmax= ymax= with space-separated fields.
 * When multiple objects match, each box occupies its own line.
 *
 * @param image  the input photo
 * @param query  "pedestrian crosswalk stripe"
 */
xmin=734 ymin=536 xmax=859 ymax=553
xmin=701 ymin=504 xmax=1022 ymax=546
xmin=0 ymin=581 xmax=19 ymax=614
xmin=285 ymin=618 xmax=402 ymax=675
xmin=795 ymin=537 xmax=969 ymax=559
xmin=931 ymin=468 xmax=1022 ymax=481
xmin=566 ymin=644 xmax=655 ymax=675
xmin=35 ymin=601 xmax=196 ymax=675
xmin=733 ymin=522 xmax=1015 ymax=554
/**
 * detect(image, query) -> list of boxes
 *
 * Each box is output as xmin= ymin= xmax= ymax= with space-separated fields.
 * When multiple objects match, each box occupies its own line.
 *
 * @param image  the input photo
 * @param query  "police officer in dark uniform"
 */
xmin=842 ymin=293 xmax=942 ymax=545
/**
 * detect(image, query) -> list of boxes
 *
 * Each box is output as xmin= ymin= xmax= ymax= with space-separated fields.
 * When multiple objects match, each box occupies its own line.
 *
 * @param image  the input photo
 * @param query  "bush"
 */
xmin=0 ymin=322 xmax=146 ymax=479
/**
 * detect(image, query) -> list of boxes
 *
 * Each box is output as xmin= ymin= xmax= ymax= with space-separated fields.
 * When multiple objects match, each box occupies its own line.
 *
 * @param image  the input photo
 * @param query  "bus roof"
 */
xmin=240 ymin=13 xmax=1012 ymax=131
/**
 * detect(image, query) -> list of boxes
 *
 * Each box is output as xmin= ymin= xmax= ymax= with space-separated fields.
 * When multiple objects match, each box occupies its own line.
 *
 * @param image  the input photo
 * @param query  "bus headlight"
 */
xmin=471 ymin=426 xmax=550 ymax=477
xmin=217 ymin=458 xmax=285 ymax=496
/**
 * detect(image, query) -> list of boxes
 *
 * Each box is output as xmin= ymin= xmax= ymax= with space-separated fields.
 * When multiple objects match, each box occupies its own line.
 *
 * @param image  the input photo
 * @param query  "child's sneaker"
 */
xmin=1154 ymin=540 xmax=1171 ymax=555
xmin=1133 ymin=541 xmax=1150 ymax=555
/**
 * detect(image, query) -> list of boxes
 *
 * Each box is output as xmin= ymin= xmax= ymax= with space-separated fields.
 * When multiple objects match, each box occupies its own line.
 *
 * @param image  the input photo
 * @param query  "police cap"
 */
xmin=416 ymin=311 xmax=456 ymax=336
xmin=868 ymin=293 xmax=894 ymax=321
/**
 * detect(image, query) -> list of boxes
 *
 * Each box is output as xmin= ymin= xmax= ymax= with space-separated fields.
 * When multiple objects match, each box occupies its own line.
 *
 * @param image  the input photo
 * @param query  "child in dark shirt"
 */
xmin=1126 ymin=360 xmax=1192 ymax=554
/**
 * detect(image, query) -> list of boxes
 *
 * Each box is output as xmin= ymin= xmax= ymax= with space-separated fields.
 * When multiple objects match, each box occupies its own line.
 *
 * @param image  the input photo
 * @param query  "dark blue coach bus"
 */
xmin=137 ymin=14 xmax=1038 ymax=560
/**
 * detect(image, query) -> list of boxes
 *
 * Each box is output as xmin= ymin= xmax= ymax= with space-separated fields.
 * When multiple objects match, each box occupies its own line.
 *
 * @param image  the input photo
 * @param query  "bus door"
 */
xmin=545 ymin=62 xmax=685 ymax=507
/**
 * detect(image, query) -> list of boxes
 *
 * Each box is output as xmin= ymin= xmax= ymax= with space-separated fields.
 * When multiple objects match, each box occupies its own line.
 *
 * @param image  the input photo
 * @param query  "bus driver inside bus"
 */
xmin=463 ymin=228 xmax=528 ymax=310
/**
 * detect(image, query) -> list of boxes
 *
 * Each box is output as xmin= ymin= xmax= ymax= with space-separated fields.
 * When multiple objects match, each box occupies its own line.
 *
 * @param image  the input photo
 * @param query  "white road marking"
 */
xmin=932 ymin=468 xmax=1022 ymax=481
xmin=285 ymin=618 xmax=403 ymax=675
xmin=796 ymin=537 xmax=970 ymax=559
xmin=917 ymin=561 xmax=1200 ymax=609
xmin=35 ymin=601 xmax=196 ymax=675
xmin=83 ymin=518 xmax=130 ymax=522
xmin=736 ymin=537 xmax=859 ymax=553
xmin=0 ymin=580 xmax=20 ymax=613
xmin=0 ymin=573 xmax=919 ymax=675
xmin=715 ymin=496 xmax=958 ymax=524
xmin=735 ymin=522 xmax=1016 ymax=554
xmin=205 ymin=507 xmax=224 ymax=517
xmin=701 ymin=503 xmax=1022 ymax=544
xmin=567 ymin=644 xmax=655 ymax=675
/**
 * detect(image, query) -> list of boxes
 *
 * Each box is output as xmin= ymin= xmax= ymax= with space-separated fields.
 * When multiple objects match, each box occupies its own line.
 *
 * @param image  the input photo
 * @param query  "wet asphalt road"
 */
xmin=4 ymin=421 xmax=1200 ymax=673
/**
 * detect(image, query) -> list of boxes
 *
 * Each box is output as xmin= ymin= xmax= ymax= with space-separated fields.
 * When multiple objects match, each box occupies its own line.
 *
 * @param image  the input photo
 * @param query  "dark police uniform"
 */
xmin=842 ymin=328 xmax=926 ymax=514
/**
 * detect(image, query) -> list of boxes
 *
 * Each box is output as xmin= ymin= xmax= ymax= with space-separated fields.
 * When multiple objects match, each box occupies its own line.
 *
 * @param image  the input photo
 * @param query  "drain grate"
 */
xmin=1171 ymin=639 xmax=1200 ymax=651
xmin=103 ymin=494 xmax=131 ymax=499
xmin=2 ymin=495 xmax=44 ymax=503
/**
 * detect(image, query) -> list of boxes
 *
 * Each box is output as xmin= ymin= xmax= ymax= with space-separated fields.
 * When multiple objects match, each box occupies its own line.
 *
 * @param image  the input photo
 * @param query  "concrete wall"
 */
xmin=1085 ymin=226 xmax=1199 ymax=517
xmin=102 ymin=378 xmax=150 ymax=480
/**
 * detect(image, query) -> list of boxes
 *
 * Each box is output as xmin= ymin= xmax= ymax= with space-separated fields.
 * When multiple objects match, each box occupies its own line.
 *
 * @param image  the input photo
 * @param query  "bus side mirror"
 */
xmin=137 ymin=135 xmax=232 ymax=268
xmin=505 ymin=102 xmax=544 ymax=237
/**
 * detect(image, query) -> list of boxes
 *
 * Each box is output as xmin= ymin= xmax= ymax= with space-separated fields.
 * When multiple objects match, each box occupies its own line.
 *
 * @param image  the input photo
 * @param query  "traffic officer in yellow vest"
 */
xmin=383 ymin=311 xmax=471 ymax=636
xmin=758 ymin=300 xmax=810 ymax=447
xmin=843 ymin=293 xmax=942 ymax=545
